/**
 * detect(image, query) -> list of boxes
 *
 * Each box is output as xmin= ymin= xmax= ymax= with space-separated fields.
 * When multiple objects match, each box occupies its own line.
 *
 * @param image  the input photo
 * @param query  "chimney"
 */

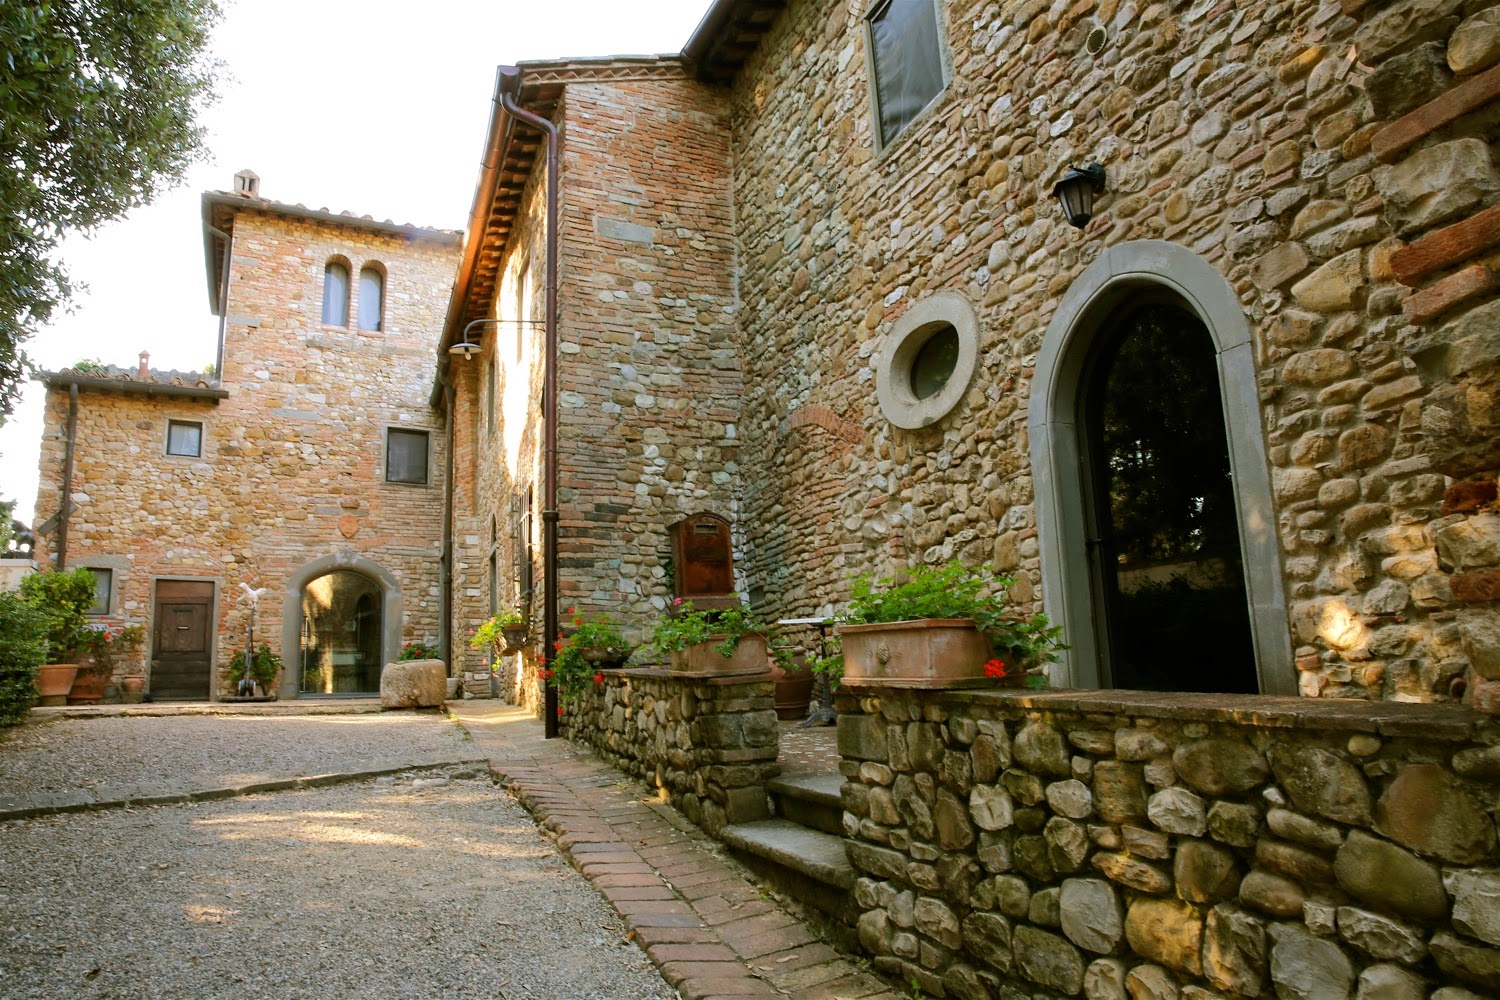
xmin=233 ymin=169 xmax=260 ymax=198
xmin=138 ymin=351 xmax=150 ymax=378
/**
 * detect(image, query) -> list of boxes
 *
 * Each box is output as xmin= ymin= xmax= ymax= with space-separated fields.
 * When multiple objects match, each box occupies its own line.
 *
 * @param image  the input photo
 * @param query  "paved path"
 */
xmin=452 ymin=702 xmax=898 ymax=1000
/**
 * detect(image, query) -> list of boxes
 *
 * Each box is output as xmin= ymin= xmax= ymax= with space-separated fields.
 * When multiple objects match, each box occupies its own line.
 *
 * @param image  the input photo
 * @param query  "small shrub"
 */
xmin=0 ymin=593 xmax=47 ymax=725
xmin=399 ymin=640 xmax=439 ymax=661
xmin=648 ymin=600 xmax=767 ymax=659
xmin=227 ymin=643 xmax=281 ymax=691
xmin=18 ymin=568 xmax=97 ymax=663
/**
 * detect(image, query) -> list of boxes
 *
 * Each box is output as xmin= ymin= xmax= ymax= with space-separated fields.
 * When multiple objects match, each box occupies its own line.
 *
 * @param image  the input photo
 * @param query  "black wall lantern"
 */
xmin=1051 ymin=162 xmax=1107 ymax=229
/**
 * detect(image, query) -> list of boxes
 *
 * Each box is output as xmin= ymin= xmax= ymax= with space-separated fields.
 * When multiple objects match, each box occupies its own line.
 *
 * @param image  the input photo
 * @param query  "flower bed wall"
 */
xmin=561 ymin=667 xmax=780 ymax=836
xmin=835 ymin=685 xmax=1500 ymax=999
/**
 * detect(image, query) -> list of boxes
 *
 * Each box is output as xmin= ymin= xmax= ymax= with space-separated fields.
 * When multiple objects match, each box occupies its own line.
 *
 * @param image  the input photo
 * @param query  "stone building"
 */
xmin=31 ymin=172 xmax=461 ymax=699
xmin=441 ymin=0 xmax=1500 ymax=711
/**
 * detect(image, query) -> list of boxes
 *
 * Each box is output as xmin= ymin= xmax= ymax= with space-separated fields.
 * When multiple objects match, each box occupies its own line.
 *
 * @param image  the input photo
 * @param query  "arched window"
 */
xmin=358 ymin=265 xmax=384 ymax=331
xmin=322 ymin=261 xmax=350 ymax=326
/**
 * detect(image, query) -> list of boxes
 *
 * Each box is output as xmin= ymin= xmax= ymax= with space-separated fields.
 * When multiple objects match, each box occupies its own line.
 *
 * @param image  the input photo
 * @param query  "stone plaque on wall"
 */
xmin=670 ymin=513 xmax=737 ymax=610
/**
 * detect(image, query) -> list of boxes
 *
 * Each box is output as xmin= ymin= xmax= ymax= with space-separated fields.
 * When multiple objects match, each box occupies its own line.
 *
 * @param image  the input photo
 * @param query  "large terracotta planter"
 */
xmin=36 ymin=663 xmax=79 ymax=706
xmin=837 ymin=618 xmax=1016 ymax=688
xmin=67 ymin=671 xmax=109 ymax=704
xmin=669 ymin=633 xmax=768 ymax=674
xmin=770 ymin=657 xmax=815 ymax=719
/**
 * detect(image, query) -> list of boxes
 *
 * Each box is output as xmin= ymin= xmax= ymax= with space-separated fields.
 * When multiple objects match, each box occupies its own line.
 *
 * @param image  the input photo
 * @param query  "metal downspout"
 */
xmin=440 ymin=379 xmax=456 ymax=670
xmin=498 ymin=66 xmax=561 ymax=738
xmin=57 ymin=384 xmax=79 ymax=568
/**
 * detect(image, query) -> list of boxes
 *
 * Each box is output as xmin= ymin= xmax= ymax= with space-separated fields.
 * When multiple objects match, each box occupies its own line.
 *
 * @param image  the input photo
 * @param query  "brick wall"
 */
xmin=33 ymin=205 xmax=460 ymax=696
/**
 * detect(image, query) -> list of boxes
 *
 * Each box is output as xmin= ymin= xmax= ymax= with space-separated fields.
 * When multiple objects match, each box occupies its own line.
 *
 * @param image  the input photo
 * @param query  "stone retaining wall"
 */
xmin=836 ymin=685 xmax=1500 ymax=998
xmin=561 ymin=667 xmax=780 ymax=836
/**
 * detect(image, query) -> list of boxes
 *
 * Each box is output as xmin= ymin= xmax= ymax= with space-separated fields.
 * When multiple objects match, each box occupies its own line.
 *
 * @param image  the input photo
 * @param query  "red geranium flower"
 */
xmin=593 ymin=672 xmax=604 ymax=684
xmin=556 ymin=706 xmax=564 ymax=717
xmin=984 ymin=658 xmax=1008 ymax=679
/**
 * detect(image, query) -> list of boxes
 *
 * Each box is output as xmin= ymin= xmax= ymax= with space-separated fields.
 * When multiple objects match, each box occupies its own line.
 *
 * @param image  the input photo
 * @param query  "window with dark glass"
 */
xmin=322 ymin=262 xmax=350 ymax=325
xmin=86 ymin=569 xmax=112 ymax=615
xmin=166 ymin=420 xmax=202 ymax=457
xmin=868 ymin=0 xmax=945 ymax=147
xmin=909 ymin=324 xmax=959 ymax=400
xmin=358 ymin=265 xmax=384 ymax=331
xmin=385 ymin=429 xmax=429 ymax=485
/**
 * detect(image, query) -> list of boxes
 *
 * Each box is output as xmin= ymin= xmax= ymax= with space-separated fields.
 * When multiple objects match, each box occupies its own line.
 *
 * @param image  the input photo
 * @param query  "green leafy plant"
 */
xmin=399 ymin=640 xmax=439 ymax=661
xmin=72 ymin=358 xmax=109 ymax=375
xmin=469 ymin=608 xmax=527 ymax=653
xmin=0 ymin=592 xmax=47 ymax=725
xmin=550 ymin=608 xmax=628 ymax=708
xmin=649 ymin=600 xmax=768 ymax=659
xmin=227 ymin=642 xmax=281 ymax=691
xmin=842 ymin=562 xmax=1063 ymax=685
xmin=18 ymin=567 xmax=98 ymax=663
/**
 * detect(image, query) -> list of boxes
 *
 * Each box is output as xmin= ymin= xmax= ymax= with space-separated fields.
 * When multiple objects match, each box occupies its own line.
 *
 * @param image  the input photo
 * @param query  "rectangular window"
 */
xmin=488 ymin=551 xmax=498 ymax=616
xmin=487 ymin=356 xmax=496 ymax=434
xmin=166 ymin=420 xmax=202 ymax=457
xmin=385 ymin=429 xmax=429 ymax=485
xmin=868 ymin=0 xmax=945 ymax=148
xmin=86 ymin=569 xmax=112 ymax=616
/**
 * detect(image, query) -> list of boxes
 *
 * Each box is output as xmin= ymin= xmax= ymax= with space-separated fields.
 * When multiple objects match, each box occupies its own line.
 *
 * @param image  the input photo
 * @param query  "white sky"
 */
xmin=0 ymin=0 xmax=714 ymax=524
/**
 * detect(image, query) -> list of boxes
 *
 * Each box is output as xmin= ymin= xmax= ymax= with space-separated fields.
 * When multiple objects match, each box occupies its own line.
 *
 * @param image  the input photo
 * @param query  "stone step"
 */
xmin=721 ymin=818 xmax=856 ymax=926
xmin=768 ymin=771 xmax=845 ymax=835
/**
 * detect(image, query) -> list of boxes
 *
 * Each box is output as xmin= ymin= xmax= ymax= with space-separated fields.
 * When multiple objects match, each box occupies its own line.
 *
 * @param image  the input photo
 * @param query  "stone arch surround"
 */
xmin=1027 ymin=240 xmax=1295 ymax=695
xmin=280 ymin=551 xmax=404 ymax=698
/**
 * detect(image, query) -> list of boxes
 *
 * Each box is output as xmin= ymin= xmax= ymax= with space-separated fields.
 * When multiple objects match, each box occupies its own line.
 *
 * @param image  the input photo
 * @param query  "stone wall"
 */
xmin=836 ymin=684 xmax=1500 ymax=998
xmin=562 ymin=667 xmax=780 ymax=836
xmin=33 ymin=203 xmax=460 ymax=697
xmin=722 ymin=0 xmax=1500 ymax=702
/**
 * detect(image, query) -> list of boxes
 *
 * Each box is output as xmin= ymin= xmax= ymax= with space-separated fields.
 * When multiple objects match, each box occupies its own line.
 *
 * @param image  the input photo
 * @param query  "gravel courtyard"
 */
xmin=0 ymin=715 xmax=679 ymax=999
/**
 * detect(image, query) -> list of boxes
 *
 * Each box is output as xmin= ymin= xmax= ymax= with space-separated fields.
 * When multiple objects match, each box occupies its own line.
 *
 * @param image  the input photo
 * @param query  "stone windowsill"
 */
xmin=608 ymin=666 xmax=775 ymax=686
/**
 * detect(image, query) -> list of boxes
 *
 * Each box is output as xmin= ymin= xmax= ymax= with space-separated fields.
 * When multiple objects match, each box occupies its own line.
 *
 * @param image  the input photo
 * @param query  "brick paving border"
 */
xmin=452 ymin=702 xmax=899 ymax=1000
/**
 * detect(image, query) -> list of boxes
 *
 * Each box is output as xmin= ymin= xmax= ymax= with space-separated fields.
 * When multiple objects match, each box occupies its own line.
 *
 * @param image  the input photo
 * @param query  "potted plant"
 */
xmin=74 ymin=622 xmax=146 ymax=704
xmin=227 ymin=642 xmax=281 ymax=699
xmin=769 ymin=644 xmax=816 ymax=720
xmin=548 ymin=609 xmax=629 ymax=711
xmin=470 ymin=608 xmax=530 ymax=656
xmin=649 ymin=600 xmax=770 ymax=674
xmin=0 ymin=592 xmax=47 ymax=725
xmin=18 ymin=568 xmax=97 ymax=706
xmin=399 ymin=640 xmax=439 ymax=661
xmin=835 ymin=562 xmax=1063 ymax=689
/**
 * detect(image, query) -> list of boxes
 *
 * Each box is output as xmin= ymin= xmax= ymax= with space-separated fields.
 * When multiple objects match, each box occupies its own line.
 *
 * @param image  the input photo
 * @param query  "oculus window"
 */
xmin=385 ymin=429 xmax=429 ymax=485
xmin=867 ymin=0 xmax=945 ymax=148
xmin=166 ymin=420 xmax=202 ymax=457
xmin=322 ymin=261 xmax=350 ymax=326
xmin=358 ymin=265 xmax=384 ymax=331
xmin=910 ymin=324 xmax=959 ymax=399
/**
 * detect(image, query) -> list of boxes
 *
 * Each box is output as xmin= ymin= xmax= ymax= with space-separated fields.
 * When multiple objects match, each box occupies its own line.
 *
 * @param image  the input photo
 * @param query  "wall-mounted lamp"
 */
xmin=448 ymin=317 xmax=491 ymax=359
xmin=1051 ymin=163 xmax=1107 ymax=230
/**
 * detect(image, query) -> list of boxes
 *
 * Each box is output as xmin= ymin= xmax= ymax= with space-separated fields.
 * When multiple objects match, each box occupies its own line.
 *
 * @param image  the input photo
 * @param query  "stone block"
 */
xmin=1084 ymin=957 xmax=1127 ymax=1000
xmin=1334 ymin=830 xmax=1448 ymax=921
xmin=1240 ymin=869 xmax=1307 ymax=918
xmin=1174 ymin=739 xmax=1269 ymax=796
xmin=1448 ymin=869 xmax=1500 ymax=948
xmin=838 ymin=714 xmax=889 ymax=761
xmin=1434 ymin=513 xmax=1500 ymax=570
xmin=1291 ymin=249 xmax=1367 ymax=312
xmin=961 ymin=911 xmax=1013 ymax=973
xmin=1269 ymin=924 xmax=1354 ymax=1000
xmin=1253 ymin=242 xmax=1311 ymax=290
xmin=1092 ymin=761 xmax=1147 ymax=824
xmin=1450 ymin=9 xmax=1500 ymax=75
xmin=1126 ymin=898 xmax=1203 ymax=975
xmin=379 ymin=659 xmax=446 ymax=708
xmin=1059 ymin=878 xmax=1122 ymax=954
xmin=1093 ymin=851 xmax=1171 ymax=894
xmin=1356 ymin=964 xmax=1427 ymax=1000
xmin=1202 ymin=903 xmax=1266 ymax=996
xmin=1013 ymin=925 xmax=1085 ymax=994
xmin=1336 ymin=906 xmax=1426 ymax=964
xmin=1014 ymin=720 xmax=1070 ymax=776
xmin=1402 ymin=265 xmax=1495 ymax=324
xmin=1147 ymin=786 xmax=1207 ymax=837
xmin=1431 ymin=930 xmax=1500 ymax=991
xmin=1380 ymin=139 xmax=1500 ymax=237
xmin=1374 ymin=763 xmax=1497 ymax=864
xmin=1367 ymin=43 xmax=1453 ymax=120
xmin=1174 ymin=838 xmax=1240 ymax=903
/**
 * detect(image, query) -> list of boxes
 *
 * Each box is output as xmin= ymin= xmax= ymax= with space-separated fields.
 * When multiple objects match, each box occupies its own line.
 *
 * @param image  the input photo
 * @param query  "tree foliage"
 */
xmin=0 ymin=1 xmax=222 ymax=419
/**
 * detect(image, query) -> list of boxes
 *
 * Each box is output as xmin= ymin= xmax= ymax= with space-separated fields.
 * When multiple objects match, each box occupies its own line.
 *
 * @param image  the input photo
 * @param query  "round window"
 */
xmin=910 ymin=325 xmax=959 ymax=400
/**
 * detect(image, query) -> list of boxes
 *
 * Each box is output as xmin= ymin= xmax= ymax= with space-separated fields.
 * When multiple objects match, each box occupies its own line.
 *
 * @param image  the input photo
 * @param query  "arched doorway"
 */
xmin=1028 ymin=241 xmax=1294 ymax=694
xmin=280 ymin=552 xmax=403 ymax=698
xmin=299 ymin=570 xmax=384 ymax=694
xmin=1079 ymin=299 xmax=1257 ymax=692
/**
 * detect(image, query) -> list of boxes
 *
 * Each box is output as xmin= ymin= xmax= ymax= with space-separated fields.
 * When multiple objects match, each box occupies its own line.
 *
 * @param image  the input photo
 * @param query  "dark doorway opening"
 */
xmin=1080 ymin=299 xmax=1258 ymax=693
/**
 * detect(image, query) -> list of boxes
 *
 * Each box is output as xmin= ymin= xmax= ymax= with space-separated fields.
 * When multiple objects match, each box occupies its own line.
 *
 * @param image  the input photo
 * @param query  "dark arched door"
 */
xmin=300 ymin=570 xmax=383 ymax=694
xmin=1079 ymin=299 xmax=1258 ymax=693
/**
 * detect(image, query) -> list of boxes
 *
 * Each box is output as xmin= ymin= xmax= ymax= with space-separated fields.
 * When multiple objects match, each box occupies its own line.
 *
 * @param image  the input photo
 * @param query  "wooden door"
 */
xmin=152 ymin=581 xmax=215 ymax=700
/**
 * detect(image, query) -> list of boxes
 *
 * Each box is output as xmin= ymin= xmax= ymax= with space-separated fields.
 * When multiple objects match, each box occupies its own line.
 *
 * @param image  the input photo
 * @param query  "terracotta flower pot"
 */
xmin=580 ymin=645 xmax=630 ymax=669
xmin=837 ymin=618 xmax=1011 ymax=689
xmin=669 ymin=633 xmax=768 ymax=675
xmin=36 ymin=663 xmax=79 ymax=706
xmin=121 ymin=674 xmax=146 ymax=704
xmin=67 ymin=671 xmax=109 ymax=704
xmin=770 ymin=656 xmax=815 ymax=719
xmin=501 ymin=625 xmax=530 ymax=653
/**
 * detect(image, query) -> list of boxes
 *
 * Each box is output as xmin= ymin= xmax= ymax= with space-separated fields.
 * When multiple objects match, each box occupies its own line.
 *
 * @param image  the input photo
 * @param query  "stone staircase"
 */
xmin=720 ymin=771 xmax=857 ymax=928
